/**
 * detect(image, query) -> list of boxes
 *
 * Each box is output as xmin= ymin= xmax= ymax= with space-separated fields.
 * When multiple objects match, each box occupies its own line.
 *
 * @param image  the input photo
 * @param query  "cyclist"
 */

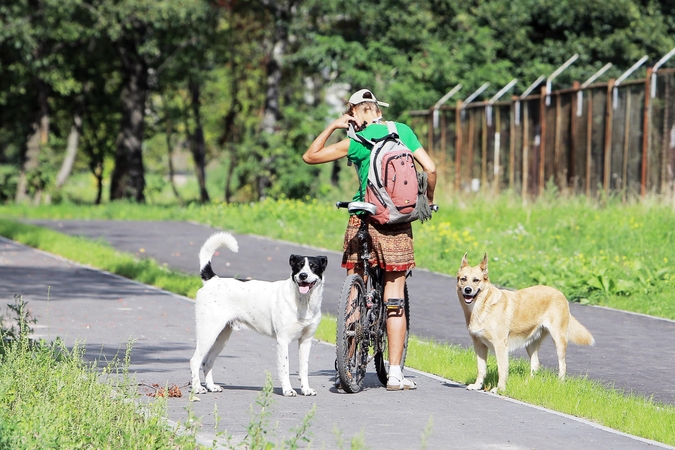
xmin=302 ymin=88 xmax=436 ymax=390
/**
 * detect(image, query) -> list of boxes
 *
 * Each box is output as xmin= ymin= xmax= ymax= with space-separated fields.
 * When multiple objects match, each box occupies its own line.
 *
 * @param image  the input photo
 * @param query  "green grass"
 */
xmin=2 ymin=196 xmax=675 ymax=445
xmin=0 ymin=334 xmax=202 ymax=448
xmin=2 ymin=194 xmax=674 ymax=319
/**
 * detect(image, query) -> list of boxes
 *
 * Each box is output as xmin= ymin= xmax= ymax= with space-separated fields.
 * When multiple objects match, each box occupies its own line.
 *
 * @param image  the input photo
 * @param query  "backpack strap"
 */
xmin=347 ymin=123 xmax=374 ymax=147
xmin=386 ymin=121 xmax=398 ymax=136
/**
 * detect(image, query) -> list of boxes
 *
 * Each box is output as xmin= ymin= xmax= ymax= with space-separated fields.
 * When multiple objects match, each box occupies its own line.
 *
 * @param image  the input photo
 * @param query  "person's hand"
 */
xmin=331 ymin=114 xmax=360 ymax=130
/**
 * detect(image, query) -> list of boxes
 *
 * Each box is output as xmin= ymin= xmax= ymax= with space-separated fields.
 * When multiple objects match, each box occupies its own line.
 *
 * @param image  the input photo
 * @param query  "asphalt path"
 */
xmin=0 ymin=219 xmax=672 ymax=448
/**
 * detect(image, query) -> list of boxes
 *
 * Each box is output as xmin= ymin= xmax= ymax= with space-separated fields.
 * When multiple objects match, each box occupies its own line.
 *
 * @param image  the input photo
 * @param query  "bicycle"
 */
xmin=334 ymin=200 xmax=436 ymax=393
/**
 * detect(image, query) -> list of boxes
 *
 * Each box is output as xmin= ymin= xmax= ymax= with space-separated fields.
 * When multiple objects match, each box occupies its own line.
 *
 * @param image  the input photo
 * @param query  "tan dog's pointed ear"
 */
xmin=460 ymin=252 xmax=469 ymax=268
xmin=479 ymin=253 xmax=489 ymax=279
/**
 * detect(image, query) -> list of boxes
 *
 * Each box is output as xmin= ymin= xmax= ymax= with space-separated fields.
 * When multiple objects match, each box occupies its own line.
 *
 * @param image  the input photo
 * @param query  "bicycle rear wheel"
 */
xmin=336 ymin=273 xmax=368 ymax=393
xmin=374 ymin=283 xmax=410 ymax=386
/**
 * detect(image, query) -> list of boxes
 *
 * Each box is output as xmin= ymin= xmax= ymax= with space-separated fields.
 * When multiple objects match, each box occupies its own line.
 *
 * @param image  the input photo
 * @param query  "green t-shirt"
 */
xmin=348 ymin=121 xmax=423 ymax=202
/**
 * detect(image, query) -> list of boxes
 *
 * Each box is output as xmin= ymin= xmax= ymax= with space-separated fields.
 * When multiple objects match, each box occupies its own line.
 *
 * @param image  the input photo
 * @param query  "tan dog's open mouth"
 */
xmin=462 ymin=289 xmax=480 ymax=304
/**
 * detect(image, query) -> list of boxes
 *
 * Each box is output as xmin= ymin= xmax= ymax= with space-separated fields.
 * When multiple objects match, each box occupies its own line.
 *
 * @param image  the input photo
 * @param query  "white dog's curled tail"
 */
xmin=199 ymin=231 xmax=239 ymax=282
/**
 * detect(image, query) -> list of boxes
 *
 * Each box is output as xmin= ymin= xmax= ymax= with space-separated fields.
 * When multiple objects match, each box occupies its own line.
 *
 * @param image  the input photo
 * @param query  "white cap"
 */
xmin=348 ymin=88 xmax=389 ymax=107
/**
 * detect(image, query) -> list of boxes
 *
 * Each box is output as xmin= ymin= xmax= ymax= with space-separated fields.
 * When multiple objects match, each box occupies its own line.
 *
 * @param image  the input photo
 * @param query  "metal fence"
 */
xmin=409 ymin=68 xmax=675 ymax=199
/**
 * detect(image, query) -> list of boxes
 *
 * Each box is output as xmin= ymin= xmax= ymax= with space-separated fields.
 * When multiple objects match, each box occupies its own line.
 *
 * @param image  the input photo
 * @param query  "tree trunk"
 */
xmin=110 ymin=39 xmax=148 ymax=203
xmin=163 ymin=102 xmax=183 ymax=205
xmin=255 ymin=0 xmax=298 ymax=200
xmin=224 ymin=147 xmax=237 ymax=203
xmin=189 ymin=80 xmax=210 ymax=203
xmin=84 ymin=114 xmax=105 ymax=205
xmin=55 ymin=112 xmax=83 ymax=189
xmin=16 ymin=80 xmax=49 ymax=203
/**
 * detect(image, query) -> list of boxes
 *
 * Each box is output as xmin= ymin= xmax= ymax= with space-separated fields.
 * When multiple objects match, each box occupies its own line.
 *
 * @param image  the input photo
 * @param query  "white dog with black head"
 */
xmin=190 ymin=231 xmax=328 ymax=397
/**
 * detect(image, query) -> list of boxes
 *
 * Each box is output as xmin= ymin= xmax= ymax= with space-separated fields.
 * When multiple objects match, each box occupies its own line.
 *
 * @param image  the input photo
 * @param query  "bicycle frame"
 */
xmin=335 ymin=201 xmax=409 ymax=392
xmin=354 ymin=215 xmax=387 ymax=357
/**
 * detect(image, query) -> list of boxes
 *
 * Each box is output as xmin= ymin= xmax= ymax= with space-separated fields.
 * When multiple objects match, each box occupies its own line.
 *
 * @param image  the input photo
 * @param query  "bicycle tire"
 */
xmin=336 ymin=273 xmax=368 ymax=393
xmin=374 ymin=283 xmax=410 ymax=386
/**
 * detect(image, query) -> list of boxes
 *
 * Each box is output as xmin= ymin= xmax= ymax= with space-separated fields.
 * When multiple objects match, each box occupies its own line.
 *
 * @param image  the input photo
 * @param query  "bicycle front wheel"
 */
xmin=374 ymin=283 xmax=410 ymax=386
xmin=336 ymin=273 xmax=368 ymax=393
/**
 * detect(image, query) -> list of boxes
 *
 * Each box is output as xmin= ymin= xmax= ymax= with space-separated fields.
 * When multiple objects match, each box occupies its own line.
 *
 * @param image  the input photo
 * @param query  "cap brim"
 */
xmin=377 ymin=101 xmax=389 ymax=107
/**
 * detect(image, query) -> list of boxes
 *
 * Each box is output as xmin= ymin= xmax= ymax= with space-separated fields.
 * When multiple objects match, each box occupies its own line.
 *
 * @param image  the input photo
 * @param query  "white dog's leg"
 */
xmin=467 ymin=337 xmax=488 ymax=391
xmin=190 ymin=347 xmax=208 ymax=394
xmin=201 ymin=325 xmax=233 ymax=392
xmin=276 ymin=338 xmax=296 ymax=397
xmin=298 ymin=336 xmax=316 ymax=396
xmin=191 ymin=319 xmax=233 ymax=393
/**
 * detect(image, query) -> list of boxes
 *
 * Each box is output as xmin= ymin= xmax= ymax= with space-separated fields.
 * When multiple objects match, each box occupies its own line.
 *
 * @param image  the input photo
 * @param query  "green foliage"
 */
xmin=0 ymin=295 xmax=37 ymax=343
xmin=0 ymin=311 xmax=201 ymax=448
xmin=4 ymin=0 xmax=675 ymax=203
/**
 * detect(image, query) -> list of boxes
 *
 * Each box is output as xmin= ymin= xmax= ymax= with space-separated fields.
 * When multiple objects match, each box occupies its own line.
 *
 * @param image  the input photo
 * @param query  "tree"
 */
xmin=86 ymin=0 xmax=212 ymax=202
xmin=0 ymin=0 xmax=88 ymax=203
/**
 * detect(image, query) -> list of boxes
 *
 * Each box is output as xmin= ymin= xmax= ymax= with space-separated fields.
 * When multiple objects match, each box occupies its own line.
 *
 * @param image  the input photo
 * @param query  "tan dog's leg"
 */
xmin=548 ymin=326 xmax=568 ymax=380
xmin=467 ymin=336 xmax=488 ymax=390
xmin=553 ymin=337 xmax=568 ymax=380
xmin=525 ymin=329 xmax=548 ymax=376
xmin=493 ymin=339 xmax=509 ymax=393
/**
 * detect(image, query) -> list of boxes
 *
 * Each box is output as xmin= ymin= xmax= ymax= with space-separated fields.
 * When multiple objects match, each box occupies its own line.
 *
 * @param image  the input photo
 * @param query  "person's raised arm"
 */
xmin=413 ymin=148 xmax=436 ymax=203
xmin=302 ymin=114 xmax=354 ymax=164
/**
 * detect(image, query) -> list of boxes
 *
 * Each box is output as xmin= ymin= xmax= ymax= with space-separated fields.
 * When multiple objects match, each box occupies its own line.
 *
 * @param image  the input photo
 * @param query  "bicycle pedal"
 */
xmin=385 ymin=298 xmax=404 ymax=310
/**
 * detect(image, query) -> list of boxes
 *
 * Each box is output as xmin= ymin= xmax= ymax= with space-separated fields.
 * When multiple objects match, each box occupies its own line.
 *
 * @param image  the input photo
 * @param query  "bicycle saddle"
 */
xmin=347 ymin=201 xmax=377 ymax=215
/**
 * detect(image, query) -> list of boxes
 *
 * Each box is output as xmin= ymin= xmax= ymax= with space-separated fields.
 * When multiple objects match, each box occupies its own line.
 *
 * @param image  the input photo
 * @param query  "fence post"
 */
xmin=427 ymin=112 xmax=434 ymax=158
xmin=509 ymin=95 xmax=517 ymax=189
xmin=570 ymin=81 xmax=580 ymax=189
xmin=604 ymin=79 xmax=615 ymax=193
xmin=482 ymin=104 xmax=488 ymax=188
xmin=555 ymin=93 xmax=562 ymax=188
xmin=494 ymin=105 xmax=501 ymax=195
xmin=539 ymin=86 xmax=547 ymax=193
xmin=642 ymin=68 xmax=653 ymax=197
xmin=455 ymin=100 xmax=463 ymax=192
xmin=662 ymin=75 xmax=671 ymax=195
xmin=440 ymin=110 xmax=447 ymax=173
xmin=467 ymin=111 xmax=475 ymax=190
xmin=586 ymin=89 xmax=593 ymax=197
xmin=522 ymin=100 xmax=530 ymax=198
xmin=622 ymin=89 xmax=631 ymax=201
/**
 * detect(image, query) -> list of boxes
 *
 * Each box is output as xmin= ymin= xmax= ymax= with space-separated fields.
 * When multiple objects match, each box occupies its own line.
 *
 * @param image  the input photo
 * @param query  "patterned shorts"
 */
xmin=341 ymin=214 xmax=415 ymax=272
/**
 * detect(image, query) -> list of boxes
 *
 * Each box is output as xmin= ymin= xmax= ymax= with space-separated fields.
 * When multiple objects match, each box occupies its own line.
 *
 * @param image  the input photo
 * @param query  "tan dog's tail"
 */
xmin=568 ymin=316 xmax=595 ymax=346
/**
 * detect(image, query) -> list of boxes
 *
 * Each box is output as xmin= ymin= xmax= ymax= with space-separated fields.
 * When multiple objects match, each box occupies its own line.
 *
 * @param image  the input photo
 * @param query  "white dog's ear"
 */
xmin=480 ymin=253 xmax=488 ymax=278
xmin=460 ymin=252 xmax=469 ymax=268
xmin=289 ymin=254 xmax=303 ymax=267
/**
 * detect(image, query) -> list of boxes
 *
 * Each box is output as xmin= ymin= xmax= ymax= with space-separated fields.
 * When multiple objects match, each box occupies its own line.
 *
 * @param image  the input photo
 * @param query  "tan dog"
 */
xmin=456 ymin=253 xmax=594 ymax=393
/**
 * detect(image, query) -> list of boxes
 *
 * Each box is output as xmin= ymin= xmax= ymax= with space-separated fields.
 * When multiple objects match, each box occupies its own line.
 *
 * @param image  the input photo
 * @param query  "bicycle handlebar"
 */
xmin=337 ymin=201 xmax=439 ymax=213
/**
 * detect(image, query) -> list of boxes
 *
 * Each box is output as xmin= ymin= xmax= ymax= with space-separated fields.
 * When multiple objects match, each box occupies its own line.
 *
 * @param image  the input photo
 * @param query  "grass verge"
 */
xmin=2 ymin=195 xmax=674 ymax=319
xmin=1 ymin=217 xmax=674 ymax=446
xmin=0 ymin=299 xmax=201 ymax=448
